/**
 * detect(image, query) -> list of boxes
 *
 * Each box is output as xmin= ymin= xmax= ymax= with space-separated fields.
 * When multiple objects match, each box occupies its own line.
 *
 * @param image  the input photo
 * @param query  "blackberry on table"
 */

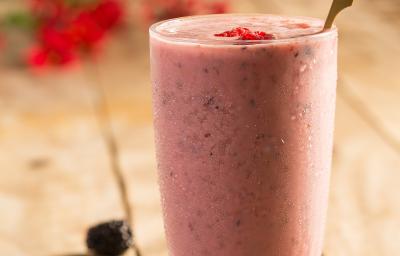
xmin=86 ymin=220 xmax=133 ymax=256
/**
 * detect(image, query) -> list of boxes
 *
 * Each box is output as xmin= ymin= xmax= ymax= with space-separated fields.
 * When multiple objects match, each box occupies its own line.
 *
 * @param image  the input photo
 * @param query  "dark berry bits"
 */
xmin=86 ymin=220 xmax=133 ymax=256
xmin=214 ymin=27 xmax=275 ymax=40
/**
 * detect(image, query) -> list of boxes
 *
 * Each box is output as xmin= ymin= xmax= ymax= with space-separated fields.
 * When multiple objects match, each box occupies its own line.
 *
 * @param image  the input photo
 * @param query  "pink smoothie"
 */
xmin=150 ymin=14 xmax=337 ymax=256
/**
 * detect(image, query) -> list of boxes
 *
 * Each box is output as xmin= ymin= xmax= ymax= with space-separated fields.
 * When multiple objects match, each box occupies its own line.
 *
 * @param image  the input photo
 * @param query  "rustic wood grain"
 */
xmin=0 ymin=0 xmax=399 ymax=255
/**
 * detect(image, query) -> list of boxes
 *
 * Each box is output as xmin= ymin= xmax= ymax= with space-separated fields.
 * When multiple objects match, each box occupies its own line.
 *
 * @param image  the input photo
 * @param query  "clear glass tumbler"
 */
xmin=150 ymin=14 xmax=337 ymax=256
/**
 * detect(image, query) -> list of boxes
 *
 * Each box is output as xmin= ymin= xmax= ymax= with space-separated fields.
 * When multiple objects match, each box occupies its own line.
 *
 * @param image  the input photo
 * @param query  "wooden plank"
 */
xmin=0 ymin=69 xmax=125 ymax=255
xmin=325 ymin=94 xmax=400 ymax=256
xmin=94 ymin=39 xmax=166 ymax=256
xmin=337 ymin=0 xmax=400 ymax=145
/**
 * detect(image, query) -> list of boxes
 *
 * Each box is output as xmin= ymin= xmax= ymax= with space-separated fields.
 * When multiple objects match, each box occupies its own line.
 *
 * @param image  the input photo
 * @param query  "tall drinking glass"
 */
xmin=150 ymin=14 xmax=337 ymax=256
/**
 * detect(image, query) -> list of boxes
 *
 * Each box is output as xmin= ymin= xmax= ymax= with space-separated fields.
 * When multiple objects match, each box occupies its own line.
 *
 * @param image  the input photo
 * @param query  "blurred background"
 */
xmin=0 ymin=0 xmax=399 ymax=255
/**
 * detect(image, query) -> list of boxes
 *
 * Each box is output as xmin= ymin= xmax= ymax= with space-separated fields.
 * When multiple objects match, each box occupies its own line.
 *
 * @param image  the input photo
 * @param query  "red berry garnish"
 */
xmin=214 ymin=27 xmax=250 ymax=37
xmin=214 ymin=27 xmax=275 ymax=40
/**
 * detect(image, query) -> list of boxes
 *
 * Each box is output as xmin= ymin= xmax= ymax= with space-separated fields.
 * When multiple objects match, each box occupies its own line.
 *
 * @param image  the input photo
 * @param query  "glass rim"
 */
xmin=149 ymin=13 xmax=337 ymax=46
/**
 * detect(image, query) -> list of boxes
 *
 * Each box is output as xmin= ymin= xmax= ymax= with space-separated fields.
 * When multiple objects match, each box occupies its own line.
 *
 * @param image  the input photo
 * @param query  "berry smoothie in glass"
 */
xmin=150 ymin=14 xmax=337 ymax=256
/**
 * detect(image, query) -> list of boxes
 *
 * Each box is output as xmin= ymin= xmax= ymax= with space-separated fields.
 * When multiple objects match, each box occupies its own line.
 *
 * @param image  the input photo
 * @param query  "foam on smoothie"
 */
xmin=153 ymin=14 xmax=324 ymax=43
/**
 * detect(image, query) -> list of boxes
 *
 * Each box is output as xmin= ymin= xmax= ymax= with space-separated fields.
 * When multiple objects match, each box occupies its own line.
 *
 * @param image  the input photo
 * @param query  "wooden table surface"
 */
xmin=0 ymin=0 xmax=399 ymax=255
